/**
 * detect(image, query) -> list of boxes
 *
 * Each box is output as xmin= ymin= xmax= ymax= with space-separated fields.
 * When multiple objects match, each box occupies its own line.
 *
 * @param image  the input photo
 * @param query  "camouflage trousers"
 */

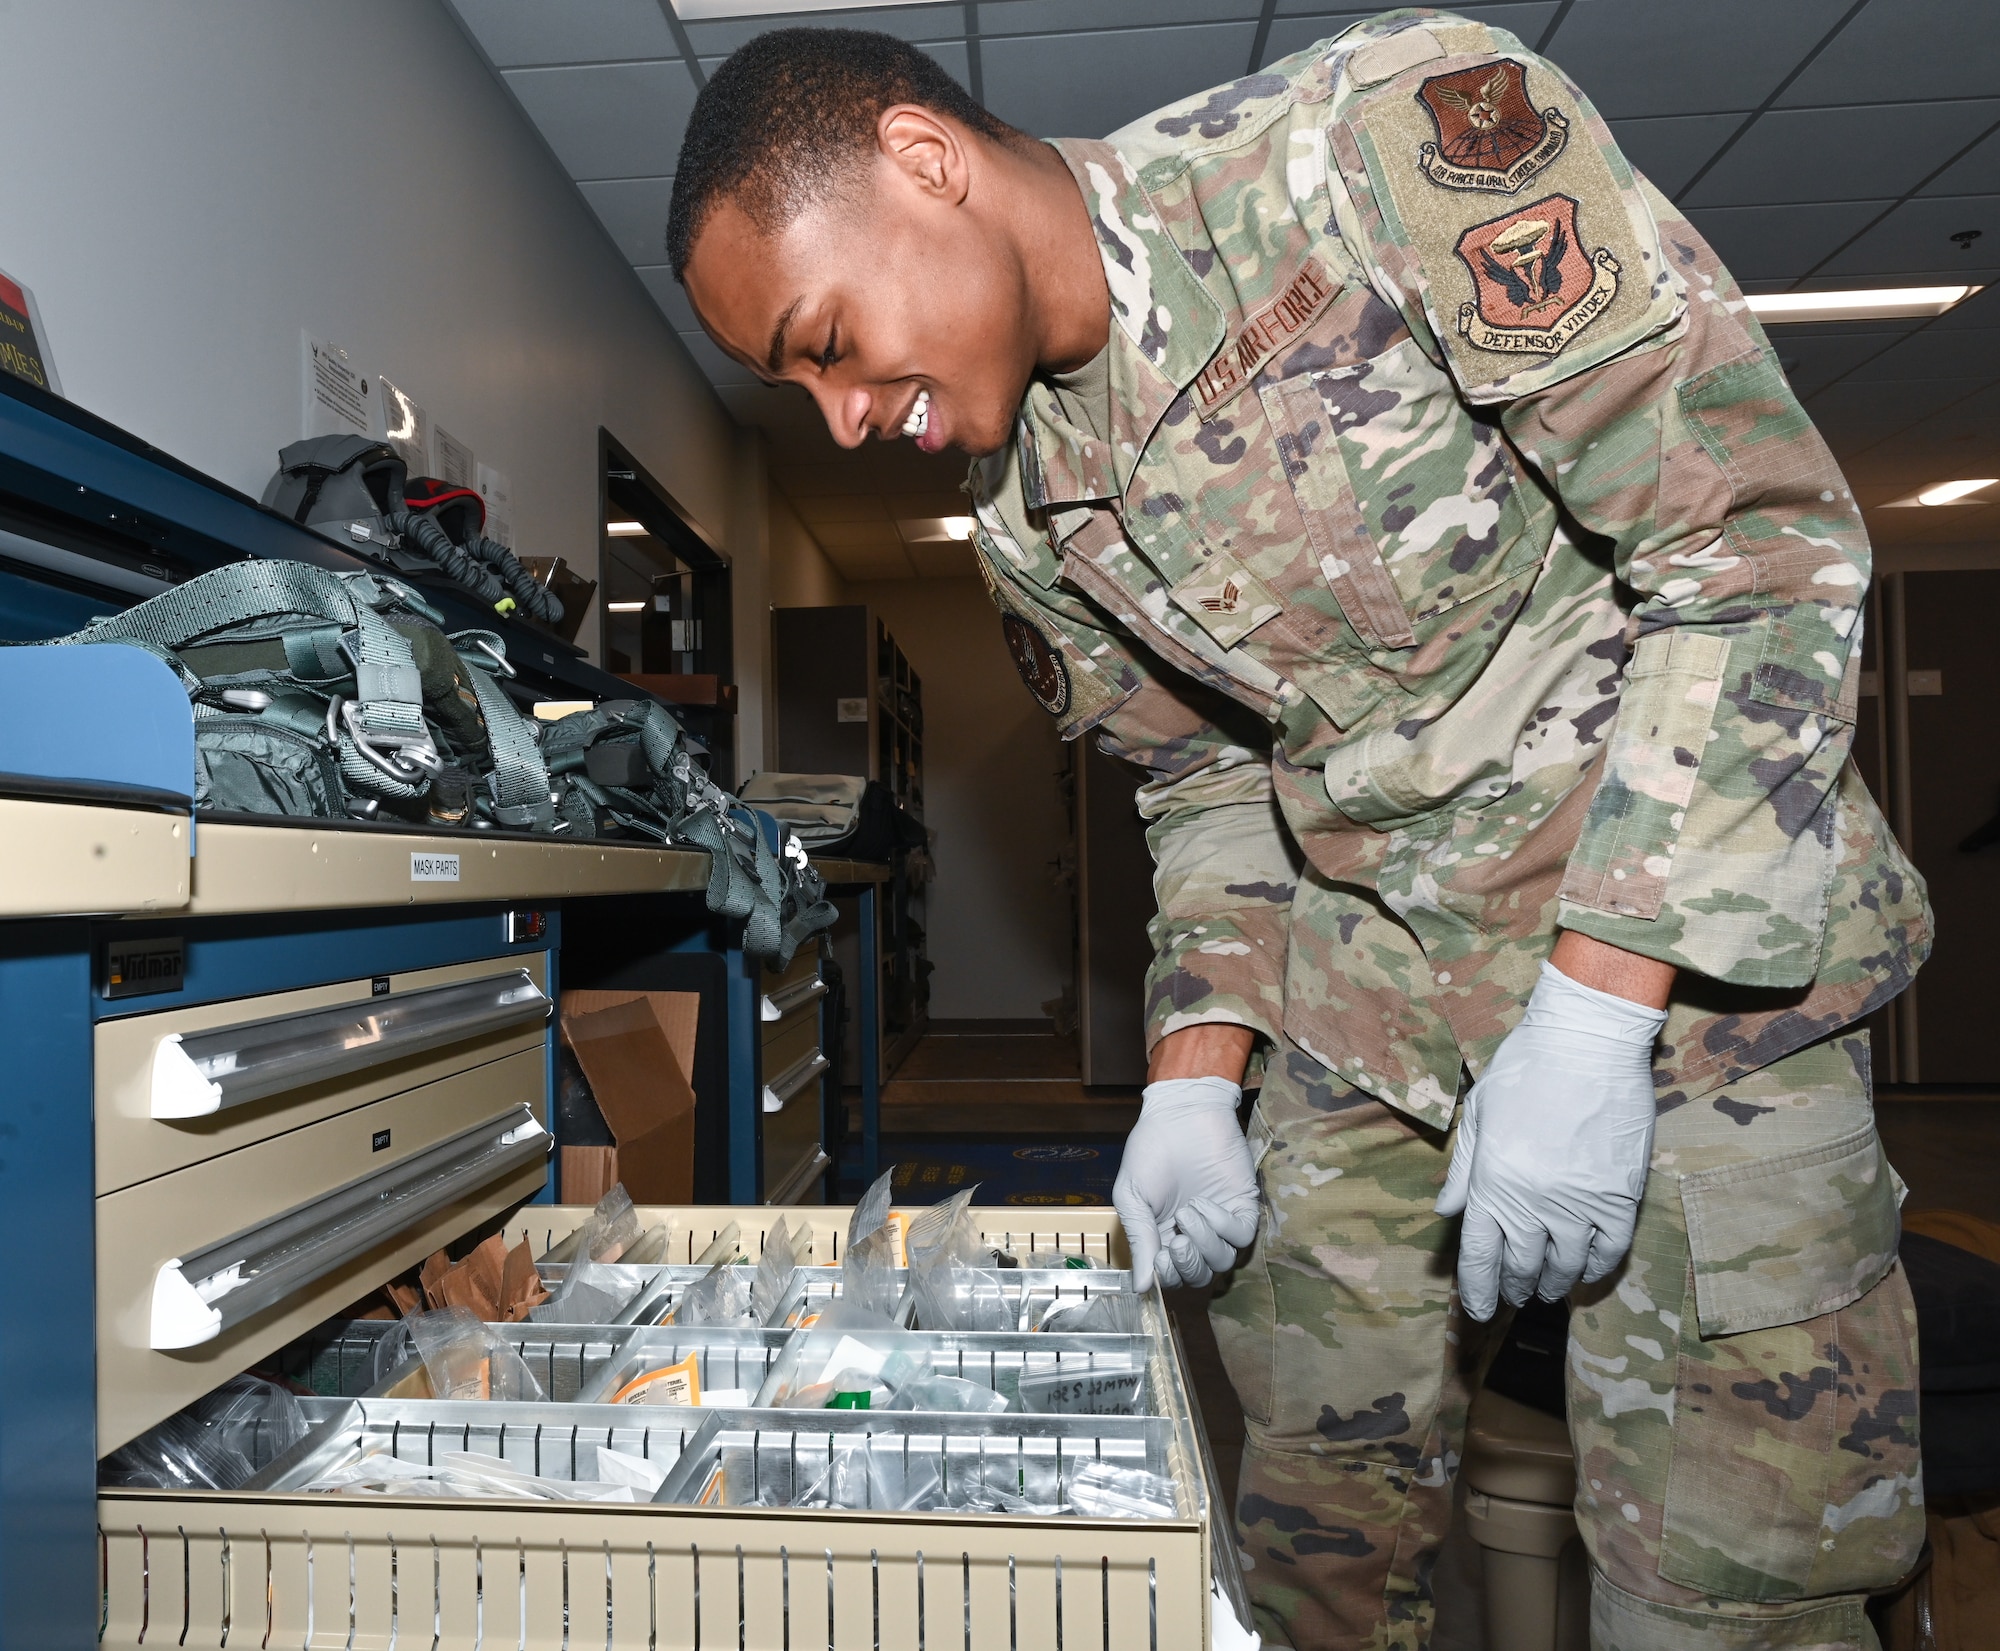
xmin=1209 ymin=1030 xmax=1923 ymax=1651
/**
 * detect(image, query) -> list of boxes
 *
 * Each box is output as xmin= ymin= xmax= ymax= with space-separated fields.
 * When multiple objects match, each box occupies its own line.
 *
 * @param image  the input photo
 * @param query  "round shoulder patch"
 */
xmin=1000 ymin=612 xmax=1071 ymax=719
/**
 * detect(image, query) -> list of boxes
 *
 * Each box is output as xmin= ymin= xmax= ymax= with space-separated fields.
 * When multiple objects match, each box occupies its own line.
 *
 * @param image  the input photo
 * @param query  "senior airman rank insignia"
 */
xmin=1454 ymin=194 xmax=1620 ymax=355
xmin=1416 ymin=60 xmax=1569 ymax=193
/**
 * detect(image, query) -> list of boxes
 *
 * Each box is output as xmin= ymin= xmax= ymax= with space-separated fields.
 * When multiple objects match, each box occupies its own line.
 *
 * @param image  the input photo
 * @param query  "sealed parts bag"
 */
xmin=41 ymin=559 xmax=832 ymax=964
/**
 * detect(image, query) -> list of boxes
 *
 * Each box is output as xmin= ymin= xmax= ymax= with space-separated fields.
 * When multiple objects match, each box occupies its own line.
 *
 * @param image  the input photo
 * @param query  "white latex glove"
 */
xmin=1435 ymin=961 xmax=1668 ymax=1321
xmin=1113 ymin=1076 xmax=1260 ymax=1291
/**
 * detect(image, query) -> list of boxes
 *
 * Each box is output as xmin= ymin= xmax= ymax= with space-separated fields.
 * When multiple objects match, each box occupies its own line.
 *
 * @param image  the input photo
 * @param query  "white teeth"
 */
xmin=901 ymin=390 xmax=930 ymax=438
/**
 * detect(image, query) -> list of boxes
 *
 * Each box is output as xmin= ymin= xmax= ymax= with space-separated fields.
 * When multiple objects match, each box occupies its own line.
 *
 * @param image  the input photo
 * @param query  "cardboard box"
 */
xmin=558 ymin=990 xmax=700 ymax=1205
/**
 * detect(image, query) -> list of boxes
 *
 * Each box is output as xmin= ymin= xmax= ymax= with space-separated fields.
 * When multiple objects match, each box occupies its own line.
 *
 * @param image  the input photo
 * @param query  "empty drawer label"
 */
xmin=410 ymin=852 xmax=461 ymax=882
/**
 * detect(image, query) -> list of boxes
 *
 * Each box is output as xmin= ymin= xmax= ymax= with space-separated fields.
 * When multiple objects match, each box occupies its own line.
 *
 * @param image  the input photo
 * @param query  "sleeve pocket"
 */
xmin=1679 ymin=1122 xmax=1901 ymax=1339
xmin=1558 ymin=627 xmax=1729 ymax=921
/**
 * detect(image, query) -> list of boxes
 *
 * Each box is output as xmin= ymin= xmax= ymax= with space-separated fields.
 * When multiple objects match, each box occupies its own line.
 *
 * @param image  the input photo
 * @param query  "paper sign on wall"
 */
xmin=477 ymin=462 xmax=514 ymax=548
xmin=434 ymin=425 xmax=476 ymax=489
xmin=377 ymin=376 xmax=430 ymax=477
xmin=303 ymin=331 xmax=376 ymax=440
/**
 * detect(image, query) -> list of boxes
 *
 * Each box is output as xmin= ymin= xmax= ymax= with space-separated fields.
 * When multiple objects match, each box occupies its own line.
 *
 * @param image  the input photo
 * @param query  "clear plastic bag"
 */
xmin=1033 ymin=1291 xmax=1142 ymax=1335
xmin=99 ymin=1376 xmax=310 ymax=1491
xmin=883 ymin=1371 xmax=1009 ymax=1415
xmin=404 ymin=1307 xmax=545 ymax=1401
xmin=753 ymin=1299 xmax=901 ymax=1407
xmin=533 ymin=1185 xmax=644 ymax=1322
xmin=784 ymin=1439 xmax=944 ymax=1512
xmin=303 ymin=1450 xmax=639 ymax=1501
xmin=750 ymin=1216 xmax=799 ymax=1325
xmin=1027 ymin=1250 xmax=1096 ymax=1271
xmin=842 ymin=1224 xmax=902 ymax=1319
xmin=669 ymin=1256 xmax=755 ymax=1328
xmin=848 ymin=1167 xmax=895 ymax=1254
xmin=1065 ymin=1459 xmax=1178 ymax=1519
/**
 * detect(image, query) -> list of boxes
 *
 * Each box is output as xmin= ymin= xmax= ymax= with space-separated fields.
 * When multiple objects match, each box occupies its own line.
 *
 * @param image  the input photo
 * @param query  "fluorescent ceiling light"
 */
xmin=942 ymin=516 xmax=976 ymax=540
xmin=606 ymin=520 xmax=648 ymax=537
xmin=606 ymin=600 xmax=648 ymax=612
xmin=673 ymin=0 xmax=934 ymax=17
xmin=1916 ymin=478 xmax=1997 ymax=506
xmin=1746 ymin=285 xmax=1980 ymax=324
xmin=896 ymin=515 xmax=980 ymax=544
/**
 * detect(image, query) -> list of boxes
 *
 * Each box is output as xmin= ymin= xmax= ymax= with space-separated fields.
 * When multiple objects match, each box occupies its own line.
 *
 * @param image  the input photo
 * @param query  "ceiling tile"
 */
xmin=829 ymin=543 xmax=922 ymax=580
xmin=684 ymin=4 xmax=967 ymax=55
xmin=1769 ymin=330 xmax=1911 ymax=399
xmin=1842 ymin=328 xmax=2000 ymax=386
xmin=1815 ymin=193 xmax=2000 ymax=280
xmin=447 ymin=0 xmax=677 ymax=67
xmin=635 ymin=266 xmax=701 ymax=332
xmin=1260 ymin=6 xmax=1556 ymax=69
xmin=678 ymin=329 xmax=763 ymax=388
xmin=1684 ymin=101 xmax=2000 ymax=210
xmin=1533 ymin=0 xmax=1853 ymax=121
xmin=1608 ymin=114 xmax=1746 ymax=202
xmin=502 ymin=61 xmax=697 ymax=179
xmin=1684 ymin=201 xmax=1889 ymax=284
xmin=1924 ymin=283 xmax=2000 ymax=331
xmin=810 ymin=520 xmax=908 ymax=549
xmin=981 ymin=0 xmax=1263 ymax=35
xmin=907 ymin=539 xmax=979 ymax=578
xmin=1921 ymin=124 xmax=2000 ymax=199
xmin=1777 ymin=0 xmax=2000 ymax=108
xmin=886 ymin=491 xmax=973 ymax=519
xmin=696 ymin=37 xmax=970 ymax=88
xmin=578 ymin=177 xmax=676 ymax=263
xmin=982 ymin=21 xmax=1261 ymax=139
xmin=795 ymin=496 xmax=895 ymax=524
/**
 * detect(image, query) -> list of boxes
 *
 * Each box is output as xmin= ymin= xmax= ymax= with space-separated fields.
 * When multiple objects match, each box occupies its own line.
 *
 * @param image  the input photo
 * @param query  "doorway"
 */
xmin=598 ymin=431 xmax=737 ymax=785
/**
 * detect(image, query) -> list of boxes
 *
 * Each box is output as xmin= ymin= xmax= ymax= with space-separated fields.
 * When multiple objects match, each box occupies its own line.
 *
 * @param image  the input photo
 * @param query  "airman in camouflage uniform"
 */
xmin=965 ymin=11 xmax=1928 ymax=1648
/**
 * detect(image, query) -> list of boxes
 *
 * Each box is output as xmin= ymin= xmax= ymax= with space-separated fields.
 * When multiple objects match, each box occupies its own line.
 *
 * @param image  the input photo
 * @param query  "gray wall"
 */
xmin=0 ymin=0 xmax=736 ymax=659
xmin=862 ymin=578 xmax=1072 ymax=1022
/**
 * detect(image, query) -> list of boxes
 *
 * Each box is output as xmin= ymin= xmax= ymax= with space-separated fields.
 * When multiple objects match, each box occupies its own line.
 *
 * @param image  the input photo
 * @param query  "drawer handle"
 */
xmin=761 ymin=1049 xmax=828 ymax=1114
xmin=759 ymin=976 xmax=827 ymax=1022
xmin=149 ymin=1105 xmax=550 ymax=1349
xmin=151 ymin=969 xmax=552 ymax=1119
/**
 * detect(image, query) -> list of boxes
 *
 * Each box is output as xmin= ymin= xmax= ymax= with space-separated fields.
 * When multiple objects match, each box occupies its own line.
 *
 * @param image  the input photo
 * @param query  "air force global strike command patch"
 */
xmin=1454 ymin=193 xmax=1619 ymax=355
xmin=1416 ymin=60 xmax=1569 ymax=193
xmin=1001 ymin=612 xmax=1071 ymax=718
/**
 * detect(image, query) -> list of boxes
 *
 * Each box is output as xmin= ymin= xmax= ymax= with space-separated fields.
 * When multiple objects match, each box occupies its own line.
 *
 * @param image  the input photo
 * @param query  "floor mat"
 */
xmin=874 ymin=1135 xmax=1124 ymax=1207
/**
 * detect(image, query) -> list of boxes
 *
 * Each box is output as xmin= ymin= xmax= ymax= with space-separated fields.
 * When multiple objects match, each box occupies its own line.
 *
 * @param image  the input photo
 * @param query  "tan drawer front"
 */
xmin=99 ymin=1495 xmax=1207 ymax=1651
xmin=97 ymin=1047 xmax=546 ymax=1451
xmin=96 ymin=952 xmax=549 ymax=1195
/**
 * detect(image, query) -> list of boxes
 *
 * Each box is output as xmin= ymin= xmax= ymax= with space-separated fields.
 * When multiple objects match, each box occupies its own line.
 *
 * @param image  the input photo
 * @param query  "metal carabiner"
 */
xmin=339 ymin=700 xmax=445 ymax=784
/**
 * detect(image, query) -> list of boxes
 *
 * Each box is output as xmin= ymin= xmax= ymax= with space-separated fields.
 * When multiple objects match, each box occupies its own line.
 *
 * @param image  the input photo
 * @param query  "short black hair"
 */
xmin=667 ymin=28 xmax=1017 ymax=279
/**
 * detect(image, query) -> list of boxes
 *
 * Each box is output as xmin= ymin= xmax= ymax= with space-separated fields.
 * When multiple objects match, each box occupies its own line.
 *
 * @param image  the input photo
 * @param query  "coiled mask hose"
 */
xmin=467 ymin=533 xmax=565 ymax=626
xmin=385 ymin=508 xmax=508 ymax=607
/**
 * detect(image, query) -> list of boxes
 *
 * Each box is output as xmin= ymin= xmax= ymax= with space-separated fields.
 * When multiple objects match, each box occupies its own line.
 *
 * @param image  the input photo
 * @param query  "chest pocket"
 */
xmin=1260 ymin=335 xmax=1533 ymax=653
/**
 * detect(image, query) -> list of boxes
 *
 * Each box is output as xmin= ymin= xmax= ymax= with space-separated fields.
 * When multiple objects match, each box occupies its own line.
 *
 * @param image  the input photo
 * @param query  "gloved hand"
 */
xmin=1113 ymin=1076 xmax=1261 ymax=1291
xmin=1435 ymin=961 xmax=1667 ymax=1321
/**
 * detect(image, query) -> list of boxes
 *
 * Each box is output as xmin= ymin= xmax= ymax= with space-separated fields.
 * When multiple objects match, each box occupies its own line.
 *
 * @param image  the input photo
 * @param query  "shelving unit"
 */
xmin=771 ymin=603 xmax=931 ymax=1088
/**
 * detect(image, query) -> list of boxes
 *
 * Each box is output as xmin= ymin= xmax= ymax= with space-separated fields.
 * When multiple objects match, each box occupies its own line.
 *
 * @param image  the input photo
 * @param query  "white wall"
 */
xmin=860 ymin=579 xmax=1071 ymax=1021
xmin=0 ymin=0 xmax=736 ymax=660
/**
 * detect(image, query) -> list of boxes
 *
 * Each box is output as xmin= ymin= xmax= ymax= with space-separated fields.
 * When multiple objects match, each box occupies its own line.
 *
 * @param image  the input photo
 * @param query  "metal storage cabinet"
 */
xmin=0 ymin=375 xmax=888 ymax=1648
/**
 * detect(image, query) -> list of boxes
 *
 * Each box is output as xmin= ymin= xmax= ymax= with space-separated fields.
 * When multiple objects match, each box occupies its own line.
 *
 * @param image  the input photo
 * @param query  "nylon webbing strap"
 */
xmin=65 ymin=562 xmax=432 ymax=802
xmin=453 ymin=641 xmax=554 ymax=829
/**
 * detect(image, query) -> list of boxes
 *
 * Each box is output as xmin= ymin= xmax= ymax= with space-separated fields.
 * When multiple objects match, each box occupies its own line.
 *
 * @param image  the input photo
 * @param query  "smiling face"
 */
xmin=681 ymin=110 xmax=1046 ymax=459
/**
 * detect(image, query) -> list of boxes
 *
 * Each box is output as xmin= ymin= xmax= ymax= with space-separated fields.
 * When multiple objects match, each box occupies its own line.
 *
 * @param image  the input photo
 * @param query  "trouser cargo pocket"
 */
xmin=1657 ymin=1123 xmax=1923 ymax=1602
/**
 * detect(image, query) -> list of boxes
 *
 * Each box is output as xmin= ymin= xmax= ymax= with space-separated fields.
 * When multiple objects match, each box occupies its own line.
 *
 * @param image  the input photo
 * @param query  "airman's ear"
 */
xmin=878 ymin=104 xmax=971 ymax=205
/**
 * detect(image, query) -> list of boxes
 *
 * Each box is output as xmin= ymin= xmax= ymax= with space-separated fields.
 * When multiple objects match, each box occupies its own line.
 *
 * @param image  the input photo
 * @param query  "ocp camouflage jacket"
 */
xmin=968 ymin=8 xmax=1928 ymax=1129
